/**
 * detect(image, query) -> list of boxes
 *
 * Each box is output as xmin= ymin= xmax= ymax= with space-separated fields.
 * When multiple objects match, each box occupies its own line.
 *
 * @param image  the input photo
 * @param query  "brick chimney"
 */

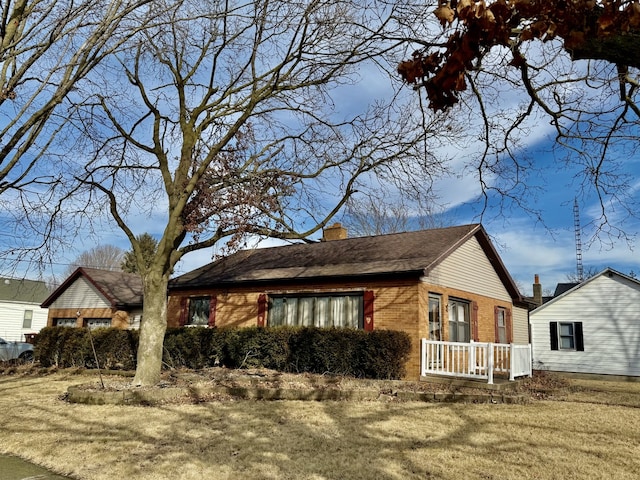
xmin=322 ymin=223 xmax=347 ymax=241
xmin=533 ymin=274 xmax=542 ymax=307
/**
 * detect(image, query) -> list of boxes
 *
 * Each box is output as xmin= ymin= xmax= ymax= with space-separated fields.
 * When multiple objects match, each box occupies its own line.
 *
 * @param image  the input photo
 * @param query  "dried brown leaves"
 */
xmin=399 ymin=0 xmax=640 ymax=111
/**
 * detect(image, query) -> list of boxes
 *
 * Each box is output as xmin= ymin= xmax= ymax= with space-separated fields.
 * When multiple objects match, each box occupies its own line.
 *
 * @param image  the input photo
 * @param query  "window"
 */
xmin=129 ymin=314 xmax=142 ymax=329
xmin=268 ymin=294 xmax=363 ymax=328
xmin=559 ymin=323 xmax=575 ymax=349
xmin=23 ymin=310 xmax=33 ymax=329
xmin=428 ymin=294 xmax=442 ymax=341
xmin=187 ymin=297 xmax=211 ymax=326
xmin=448 ymin=299 xmax=470 ymax=342
xmin=496 ymin=307 xmax=507 ymax=344
xmin=54 ymin=318 xmax=77 ymax=327
xmin=550 ymin=322 xmax=584 ymax=351
xmin=84 ymin=318 xmax=112 ymax=330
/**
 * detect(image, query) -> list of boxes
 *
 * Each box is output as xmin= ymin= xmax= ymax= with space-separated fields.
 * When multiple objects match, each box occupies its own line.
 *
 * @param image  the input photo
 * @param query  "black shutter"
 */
xmin=550 ymin=322 xmax=558 ymax=350
xmin=575 ymin=322 xmax=584 ymax=351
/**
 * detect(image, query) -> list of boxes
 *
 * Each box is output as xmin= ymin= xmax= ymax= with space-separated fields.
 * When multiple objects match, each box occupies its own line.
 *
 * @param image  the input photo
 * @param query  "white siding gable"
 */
xmin=423 ymin=236 xmax=512 ymax=303
xmin=49 ymin=277 xmax=110 ymax=309
xmin=530 ymin=272 xmax=640 ymax=376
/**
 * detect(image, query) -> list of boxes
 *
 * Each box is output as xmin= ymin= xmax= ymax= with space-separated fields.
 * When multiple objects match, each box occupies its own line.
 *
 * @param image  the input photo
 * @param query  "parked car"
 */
xmin=0 ymin=337 xmax=34 ymax=362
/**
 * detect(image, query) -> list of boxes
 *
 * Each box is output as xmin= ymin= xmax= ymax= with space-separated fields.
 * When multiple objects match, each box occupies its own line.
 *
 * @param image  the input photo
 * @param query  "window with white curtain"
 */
xmin=268 ymin=294 xmax=363 ymax=328
xmin=187 ymin=297 xmax=210 ymax=326
xmin=84 ymin=318 xmax=112 ymax=330
xmin=496 ymin=307 xmax=507 ymax=344
xmin=54 ymin=318 xmax=77 ymax=327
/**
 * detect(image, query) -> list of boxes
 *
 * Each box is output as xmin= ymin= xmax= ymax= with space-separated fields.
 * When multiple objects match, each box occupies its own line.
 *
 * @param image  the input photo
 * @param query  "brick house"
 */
xmin=168 ymin=224 xmax=528 ymax=380
xmin=41 ymin=268 xmax=144 ymax=330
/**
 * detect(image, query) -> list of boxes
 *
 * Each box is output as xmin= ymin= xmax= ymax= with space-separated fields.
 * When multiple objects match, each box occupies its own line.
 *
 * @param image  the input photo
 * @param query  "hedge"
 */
xmin=34 ymin=325 xmax=412 ymax=379
xmin=35 ymin=327 xmax=138 ymax=370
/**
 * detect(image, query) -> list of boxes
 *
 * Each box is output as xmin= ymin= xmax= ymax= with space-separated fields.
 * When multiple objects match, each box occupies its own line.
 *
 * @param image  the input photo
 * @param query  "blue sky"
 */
xmin=2 ymin=107 xmax=638 ymax=298
xmin=1 ymin=30 xmax=638 ymax=298
xmin=166 ymin=117 xmax=640 ymax=299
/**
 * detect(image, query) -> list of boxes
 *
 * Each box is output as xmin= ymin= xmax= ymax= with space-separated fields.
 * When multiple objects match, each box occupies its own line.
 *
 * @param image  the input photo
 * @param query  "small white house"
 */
xmin=530 ymin=268 xmax=640 ymax=377
xmin=0 ymin=277 xmax=50 ymax=342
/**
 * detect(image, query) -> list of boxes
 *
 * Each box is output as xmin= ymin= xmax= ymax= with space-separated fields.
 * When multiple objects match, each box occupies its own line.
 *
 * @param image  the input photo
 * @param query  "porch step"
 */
xmin=420 ymin=374 xmax=518 ymax=391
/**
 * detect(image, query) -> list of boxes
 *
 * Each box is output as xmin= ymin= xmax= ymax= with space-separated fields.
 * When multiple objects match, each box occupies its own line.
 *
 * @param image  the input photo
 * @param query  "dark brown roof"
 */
xmin=170 ymin=224 xmax=521 ymax=300
xmin=41 ymin=267 xmax=144 ymax=309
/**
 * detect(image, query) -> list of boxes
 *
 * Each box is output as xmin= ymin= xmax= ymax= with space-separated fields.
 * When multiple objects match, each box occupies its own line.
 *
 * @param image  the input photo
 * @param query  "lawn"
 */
xmin=1 ymin=370 xmax=639 ymax=480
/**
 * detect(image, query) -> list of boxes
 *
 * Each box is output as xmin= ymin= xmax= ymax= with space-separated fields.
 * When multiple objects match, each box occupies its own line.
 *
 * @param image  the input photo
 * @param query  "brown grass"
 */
xmin=1 ymin=369 xmax=640 ymax=480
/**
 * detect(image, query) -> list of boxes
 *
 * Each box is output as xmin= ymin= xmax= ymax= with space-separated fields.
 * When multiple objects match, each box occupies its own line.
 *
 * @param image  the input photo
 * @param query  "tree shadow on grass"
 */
xmin=1 ymin=375 xmax=639 ymax=479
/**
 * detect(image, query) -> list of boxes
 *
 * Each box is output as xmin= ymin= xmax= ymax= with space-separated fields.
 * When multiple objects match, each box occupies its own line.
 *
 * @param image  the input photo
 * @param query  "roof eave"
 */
xmin=169 ymin=269 xmax=425 ymax=291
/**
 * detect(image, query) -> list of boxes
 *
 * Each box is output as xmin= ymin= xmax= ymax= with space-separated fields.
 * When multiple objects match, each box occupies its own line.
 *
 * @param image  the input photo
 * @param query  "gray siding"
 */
xmin=49 ymin=277 xmax=110 ymax=309
xmin=530 ymin=273 xmax=640 ymax=376
xmin=424 ymin=236 xmax=512 ymax=303
xmin=512 ymin=305 xmax=529 ymax=344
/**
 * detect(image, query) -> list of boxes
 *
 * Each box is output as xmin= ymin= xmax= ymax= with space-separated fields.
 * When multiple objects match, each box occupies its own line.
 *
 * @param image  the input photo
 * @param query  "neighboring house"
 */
xmin=168 ymin=223 xmax=529 ymax=380
xmin=0 ymin=277 xmax=50 ymax=342
xmin=41 ymin=268 xmax=144 ymax=329
xmin=530 ymin=268 xmax=640 ymax=377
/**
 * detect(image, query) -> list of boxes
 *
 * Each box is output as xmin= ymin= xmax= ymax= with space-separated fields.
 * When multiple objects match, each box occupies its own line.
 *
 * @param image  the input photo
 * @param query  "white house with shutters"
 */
xmin=530 ymin=268 xmax=640 ymax=377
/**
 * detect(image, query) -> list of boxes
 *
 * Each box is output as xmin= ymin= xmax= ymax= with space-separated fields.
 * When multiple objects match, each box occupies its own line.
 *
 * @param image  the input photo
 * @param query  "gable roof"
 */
xmin=41 ymin=267 xmax=144 ymax=309
xmin=0 ymin=277 xmax=50 ymax=304
xmin=170 ymin=224 xmax=522 ymax=300
xmin=553 ymin=282 xmax=579 ymax=297
xmin=531 ymin=267 xmax=640 ymax=313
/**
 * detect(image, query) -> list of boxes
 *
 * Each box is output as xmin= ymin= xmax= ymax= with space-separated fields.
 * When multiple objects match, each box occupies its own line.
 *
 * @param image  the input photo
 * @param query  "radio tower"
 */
xmin=574 ymin=198 xmax=584 ymax=282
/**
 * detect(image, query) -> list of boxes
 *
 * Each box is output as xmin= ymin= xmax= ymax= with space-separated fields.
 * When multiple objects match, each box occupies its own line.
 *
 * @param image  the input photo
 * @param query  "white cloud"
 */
xmin=492 ymin=219 xmax=640 ymax=297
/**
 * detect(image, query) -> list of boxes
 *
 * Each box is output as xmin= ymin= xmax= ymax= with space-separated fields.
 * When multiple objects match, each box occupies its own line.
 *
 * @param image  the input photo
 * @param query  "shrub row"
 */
xmin=35 ymin=327 xmax=139 ymax=370
xmin=35 ymin=326 xmax=412 ymax=379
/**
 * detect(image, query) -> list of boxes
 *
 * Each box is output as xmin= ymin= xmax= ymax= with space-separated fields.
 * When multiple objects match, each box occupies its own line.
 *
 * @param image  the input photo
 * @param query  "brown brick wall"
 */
xmin=421 ymin=284 xmax=513 ymax=340
xmin=47 ymin=308 xmax=130 ymax=329
xmin=168 ymin=278 xmax=514 ymax=381
xmin=167 ymin=287 xmax=261 ymax=328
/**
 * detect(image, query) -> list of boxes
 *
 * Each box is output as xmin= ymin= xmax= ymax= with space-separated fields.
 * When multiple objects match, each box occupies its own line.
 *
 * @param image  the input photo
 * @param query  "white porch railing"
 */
xmin=421 ymin=339 xmax=532 ymax=384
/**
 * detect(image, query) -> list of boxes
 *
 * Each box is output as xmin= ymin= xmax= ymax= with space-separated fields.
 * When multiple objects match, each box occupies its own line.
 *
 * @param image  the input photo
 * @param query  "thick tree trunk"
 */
xmin=132 ymin=270 xmax=169 ymax=386
xmin=569 ymin=34 xmax=640 ymax=69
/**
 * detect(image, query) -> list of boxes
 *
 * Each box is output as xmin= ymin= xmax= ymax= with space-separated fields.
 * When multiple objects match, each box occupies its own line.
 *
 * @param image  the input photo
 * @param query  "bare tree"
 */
xmin=62 ymin=244 xmax=125 ymax=278
xmin=62 ymin=0 xmax=447 ymax=385
xmin=343 ymin=192 xmax=449 ymax=237
xmin=397 ymin=1 xmax=640 ymax=244
xmin=565 ymin=266 xmax=600 ymax=283
xmin=0 ymin=0 xmax=155 ymax=269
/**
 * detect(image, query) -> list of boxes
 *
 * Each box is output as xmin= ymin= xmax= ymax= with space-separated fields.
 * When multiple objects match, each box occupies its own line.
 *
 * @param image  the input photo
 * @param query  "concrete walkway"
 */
xmin=0 ymin=454 xmax=71 ymax=479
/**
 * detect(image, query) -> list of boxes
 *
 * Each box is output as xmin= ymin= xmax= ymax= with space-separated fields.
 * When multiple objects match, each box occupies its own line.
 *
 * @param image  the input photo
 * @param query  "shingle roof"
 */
xmin=553 ymin=282 xmax=579 ymax=297
xmin=41 ymin=267 xmax=144 ymax=308
xmin=170 ymin=224 xmax=521 ymax=300
xmin=0 ymin=277 xmax=50 ymax=303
